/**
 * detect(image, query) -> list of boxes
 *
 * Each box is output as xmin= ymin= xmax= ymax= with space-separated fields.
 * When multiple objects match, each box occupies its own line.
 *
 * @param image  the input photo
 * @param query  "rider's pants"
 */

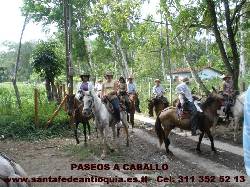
xmin=111 ymin=97 xmax=121 ymax=121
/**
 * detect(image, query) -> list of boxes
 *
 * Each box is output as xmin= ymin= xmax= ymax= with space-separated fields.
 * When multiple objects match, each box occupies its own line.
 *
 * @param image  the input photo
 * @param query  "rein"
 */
xmin=236 ymin=97 xmax=244 ymax=106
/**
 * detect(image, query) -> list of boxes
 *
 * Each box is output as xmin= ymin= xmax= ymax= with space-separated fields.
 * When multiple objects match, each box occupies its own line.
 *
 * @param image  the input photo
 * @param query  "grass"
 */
xmin=0 ymin=82 xmax=70 ymax=141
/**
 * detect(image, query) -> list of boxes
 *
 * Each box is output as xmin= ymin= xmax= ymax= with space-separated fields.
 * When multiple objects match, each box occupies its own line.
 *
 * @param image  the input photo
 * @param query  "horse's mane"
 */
xmin=201 ymin=95 xmax=217 ymax=110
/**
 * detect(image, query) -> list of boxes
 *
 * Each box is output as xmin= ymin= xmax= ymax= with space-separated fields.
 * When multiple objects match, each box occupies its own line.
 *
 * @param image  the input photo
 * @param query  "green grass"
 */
xmin=0 ymin=82 xmax=70 ymax=141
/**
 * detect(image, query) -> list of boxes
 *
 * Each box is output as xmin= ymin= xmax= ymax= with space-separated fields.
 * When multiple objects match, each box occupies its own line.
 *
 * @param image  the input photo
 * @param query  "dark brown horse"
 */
xmin=155 ymin=92 xmax=224 ymax=154
xmin=66 ymin=94 xmax=92 ymax=144
xmin=148 ymin=97 xmax=169 ymax=117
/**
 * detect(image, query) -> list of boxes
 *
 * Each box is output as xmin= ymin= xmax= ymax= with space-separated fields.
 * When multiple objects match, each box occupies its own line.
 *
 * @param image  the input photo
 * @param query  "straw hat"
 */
xmin=179 ymin=77 xmax=189 ymax=82
xmin=104 ymin=71 xmax=113 ymax=76
xmin=221 ymin=74 xmax=232 ymax=80
xmin=79 ymin=72 xmax=90 ymax=78
xmin=128 ymin=75 xmax=134 ymax=79
xmin=154 ymin=79 xmax=161 ymax=83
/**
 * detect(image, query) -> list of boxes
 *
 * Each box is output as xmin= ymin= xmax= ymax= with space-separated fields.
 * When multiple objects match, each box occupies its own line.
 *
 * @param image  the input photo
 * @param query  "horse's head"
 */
xmin=66 ymin=94 xmax=76 ymax=116
xmin=203 ymin=92 xmax=225 ymax=111
xmin=82 ymin=90 xmax=95 ymax=117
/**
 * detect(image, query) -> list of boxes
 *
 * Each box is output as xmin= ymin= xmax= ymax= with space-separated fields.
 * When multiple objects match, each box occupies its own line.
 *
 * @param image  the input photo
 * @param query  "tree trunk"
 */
xmin=45 ymin=78 xmax=53 ymax=101
xmin=185 ymin=57 xmax=210 ymax=95
xmin=51 ymin=79 xmax=58 ymax=102
xmin=116 ymin=35 xmax=129 ymax=79
xmin=64 ymin=0 xmax=73 ymax=95
xmin=12 ymin=15 xmax=28 ymax=109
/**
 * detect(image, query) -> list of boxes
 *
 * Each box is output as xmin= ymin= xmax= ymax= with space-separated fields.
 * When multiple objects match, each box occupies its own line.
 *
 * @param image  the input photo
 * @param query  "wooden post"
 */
xmin=46 ymin=95 xmax=68 ymax=128
xmin=34 ymin=88 xmax=39 ymax=128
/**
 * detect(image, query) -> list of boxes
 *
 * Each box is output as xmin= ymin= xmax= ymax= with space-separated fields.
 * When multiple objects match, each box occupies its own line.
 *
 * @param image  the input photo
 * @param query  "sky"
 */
xmin=0 ymin=0 xmax=160 ymax=51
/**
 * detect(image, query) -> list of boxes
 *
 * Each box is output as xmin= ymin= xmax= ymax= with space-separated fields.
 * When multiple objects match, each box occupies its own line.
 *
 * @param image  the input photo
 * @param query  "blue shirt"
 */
xmin=127 ymin=82 xmax=136 ymax=94
xmin=244 ymin=86 xmax=250 ymax=175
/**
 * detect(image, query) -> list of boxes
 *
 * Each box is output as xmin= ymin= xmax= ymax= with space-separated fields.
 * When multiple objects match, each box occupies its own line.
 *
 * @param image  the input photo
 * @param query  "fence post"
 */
xmin=34 ymin=88 xmax=39 ymax=128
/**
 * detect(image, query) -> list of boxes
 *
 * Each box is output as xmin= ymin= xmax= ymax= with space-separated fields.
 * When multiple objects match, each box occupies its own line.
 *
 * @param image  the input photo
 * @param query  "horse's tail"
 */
xmin=155 ymin=115 xmax=165 ymax=146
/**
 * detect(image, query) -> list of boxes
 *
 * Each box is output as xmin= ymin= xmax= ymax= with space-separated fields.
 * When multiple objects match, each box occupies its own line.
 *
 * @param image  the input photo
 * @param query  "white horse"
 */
xmin=76 ymin=90 xmax=129 ymax=159
xmin=0 ymin=153 xmax=30 ymax=187
xmin=231 ymin=92 xmax=245 ymax=142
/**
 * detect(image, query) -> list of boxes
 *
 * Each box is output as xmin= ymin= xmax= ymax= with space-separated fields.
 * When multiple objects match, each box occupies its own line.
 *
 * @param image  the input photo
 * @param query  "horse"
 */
xmin=155 ymin=92 xmax=224 ymax=154
xmin=0 ymin=152 xmax=30 ymax=187
xmin=232 ymin=92 xmax=245 ymax=142
xmin=148 ymin=96 xmax=169 ymax=117
xmin=77 ymin=90 xmax=129 ymax=159
xmin=66 ymin=94 xmax=92 ymax=144
xmin=127 ymin=93 xmax=137 ymax=129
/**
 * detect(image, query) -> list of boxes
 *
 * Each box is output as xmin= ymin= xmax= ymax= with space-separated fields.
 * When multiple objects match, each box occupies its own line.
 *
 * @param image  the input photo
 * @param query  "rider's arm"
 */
xmin=152 ymin=86 xmax=157 ymax=95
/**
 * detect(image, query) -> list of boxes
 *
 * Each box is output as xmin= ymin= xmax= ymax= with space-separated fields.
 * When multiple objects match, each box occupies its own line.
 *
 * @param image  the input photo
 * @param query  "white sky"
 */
xmin=0 ymin=0 xmax=160 ymax=50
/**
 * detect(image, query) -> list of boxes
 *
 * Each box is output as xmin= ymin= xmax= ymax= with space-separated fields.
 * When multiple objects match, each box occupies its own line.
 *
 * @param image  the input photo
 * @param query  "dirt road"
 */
xmin=0 ymin=115 xmax=248 ymax=187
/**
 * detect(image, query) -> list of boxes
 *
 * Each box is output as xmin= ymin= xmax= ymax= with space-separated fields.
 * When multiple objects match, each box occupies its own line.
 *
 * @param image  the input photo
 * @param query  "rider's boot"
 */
xmin=191 ymin=114 xmax=198 ymax=136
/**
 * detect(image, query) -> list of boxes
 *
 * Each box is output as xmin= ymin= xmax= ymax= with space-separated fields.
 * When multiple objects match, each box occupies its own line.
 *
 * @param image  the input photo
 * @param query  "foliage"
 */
xmin=31 ymin=40 xmax=65 ymax=82
xmin=0 ymin=41 xmax=36 ymax=81
xmin=0 ymin=82 xmax=70 ymax=140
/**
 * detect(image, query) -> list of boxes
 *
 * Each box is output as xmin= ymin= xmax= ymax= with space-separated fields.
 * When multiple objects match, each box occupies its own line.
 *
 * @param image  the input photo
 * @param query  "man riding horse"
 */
xmin=118 ymin=76 xmax=130 ymax=112
xmin=77 ymin=72 xmax=94 ymax=91
xmin=148 ymin=79 xmax=168 ymax=117
xmin=176 ymin=77 xmax=199 ymax=136
xmin=127 ymin=75 xmax=141 ymax=113
xmin=101 ymin=72 xmax=121 ymax=122
xmin=221 ymin=74 xmax=235 ymax=120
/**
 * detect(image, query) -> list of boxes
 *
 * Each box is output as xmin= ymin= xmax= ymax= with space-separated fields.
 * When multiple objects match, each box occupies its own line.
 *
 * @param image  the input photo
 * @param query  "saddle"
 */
xmin=176 ymin=99 xmax=192 ymax=120
xmin=102 ymin=96 xmax=114 ymax=114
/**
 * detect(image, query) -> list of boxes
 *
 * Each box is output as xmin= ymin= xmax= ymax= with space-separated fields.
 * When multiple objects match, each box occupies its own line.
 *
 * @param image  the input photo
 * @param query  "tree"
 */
xmin=31 ymin=40 xmax=65 ymax=101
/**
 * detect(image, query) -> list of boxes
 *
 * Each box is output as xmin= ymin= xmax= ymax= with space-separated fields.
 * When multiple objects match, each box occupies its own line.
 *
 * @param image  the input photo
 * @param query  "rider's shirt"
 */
xmin=223 ymin=80 xmax=234 ymax=96
xmin=176 ymin=82 xmax=193 ymax=104
xmin=153 ymin=85 xmax=165 ymax=97
xmin=95 ymin=83 xmax=102 ymax=91
xmin=77 ymin=81 xmax=94 ymax=92
xmin=103 ymin=80 xmax=116 ymax=96
xmin=119 ymin=82 xmax=127 ymax=92
xmin=127 ymin=82 xmax=136 ymax=94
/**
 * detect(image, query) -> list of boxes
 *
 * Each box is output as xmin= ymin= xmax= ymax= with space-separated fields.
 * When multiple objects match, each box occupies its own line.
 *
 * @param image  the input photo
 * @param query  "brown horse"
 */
xmin=127 ymin=93 xmax=137 ymax=129
xmin=155 ymin=92 xmax=224 ymax=154
xmin=148 ymin=97 xmax=169 ymax=117
xmin=66 ymin=94 xmax=92 ymax=144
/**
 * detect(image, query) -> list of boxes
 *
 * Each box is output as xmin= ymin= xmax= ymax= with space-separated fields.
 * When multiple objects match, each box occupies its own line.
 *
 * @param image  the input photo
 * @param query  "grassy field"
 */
xmin=0 ymin=82 xmax=70 ymax=140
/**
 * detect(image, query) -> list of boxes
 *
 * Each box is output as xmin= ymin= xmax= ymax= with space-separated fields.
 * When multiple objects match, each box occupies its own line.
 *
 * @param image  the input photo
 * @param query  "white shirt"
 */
xmin=153 ymin=85 xmax=165 ymax=97
xmin=94 ymin=83 xmax=102 ymax=91
xmin=176 ymin=82 xmax=193 ymax=104
xmin=127 ymin=82 xmax=137 ymax=94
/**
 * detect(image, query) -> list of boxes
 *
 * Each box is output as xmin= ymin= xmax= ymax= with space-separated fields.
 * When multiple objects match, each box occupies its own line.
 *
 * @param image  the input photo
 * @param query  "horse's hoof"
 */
xmin=126 ymin=141 xmax=129 ymax=147
xmin=196 ymin=148 xmax=201 ymax=153
xmin=101 ymin=154 xmax=106 ymax=160
xmin=166 ymin=150 xmax=173 ymax=156
xmin=212 ymin=149 xmax=217 ymax=154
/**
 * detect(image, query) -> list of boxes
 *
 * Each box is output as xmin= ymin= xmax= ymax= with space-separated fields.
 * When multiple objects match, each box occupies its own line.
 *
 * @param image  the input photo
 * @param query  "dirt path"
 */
xmin=0 ymin=123 xmax=248 ymax=187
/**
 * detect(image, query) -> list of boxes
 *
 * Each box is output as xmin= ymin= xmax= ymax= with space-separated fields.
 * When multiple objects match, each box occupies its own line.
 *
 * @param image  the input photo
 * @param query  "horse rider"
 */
xmin=94 ymin=78 xmax=103 ymax=97
xmin=127 ymin=75 xmax=141 ymax=113
xmin=176 ymin=77 xmax=198 ymax=136
xmin=222 ymin=74 xmax=235 ymax=116
xmin=101 ymin=72 xmax=121 ymax=122
xmin=77 ymin=72 xmax=94 ymax=92
xmin=118 ymin=76 xmax=130 ymax=112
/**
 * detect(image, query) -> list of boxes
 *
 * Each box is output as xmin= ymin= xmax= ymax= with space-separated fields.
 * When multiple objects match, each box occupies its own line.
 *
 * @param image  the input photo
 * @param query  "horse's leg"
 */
xmin=83 ymin=122 xmax=87 ymax=143
xmin=233 ymin=116 xmax=239 ymax=142
xmin=87 ymin=120 xmax=91 ymax=136
xmin=74 ymin=123 xmax=80 ymax=144
xmin=100 ymin=127 xmax=107 ymax=160
xmin=95 ymin=119 xmax=99 ymax=138
xmin=207 ymin=130 xmax=216 ymax=153
xmin=121 ymin=112 xmax=129 ymax=147
xmin=130 ymin=113 xmax=134 ymax=130
xmin=196 ymin=131 xmax=204 ymax=152
xmin=211 ymin=117 xmax=218 ymax=137
xmin=164 ymin=129 xmax=172 ymax=154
